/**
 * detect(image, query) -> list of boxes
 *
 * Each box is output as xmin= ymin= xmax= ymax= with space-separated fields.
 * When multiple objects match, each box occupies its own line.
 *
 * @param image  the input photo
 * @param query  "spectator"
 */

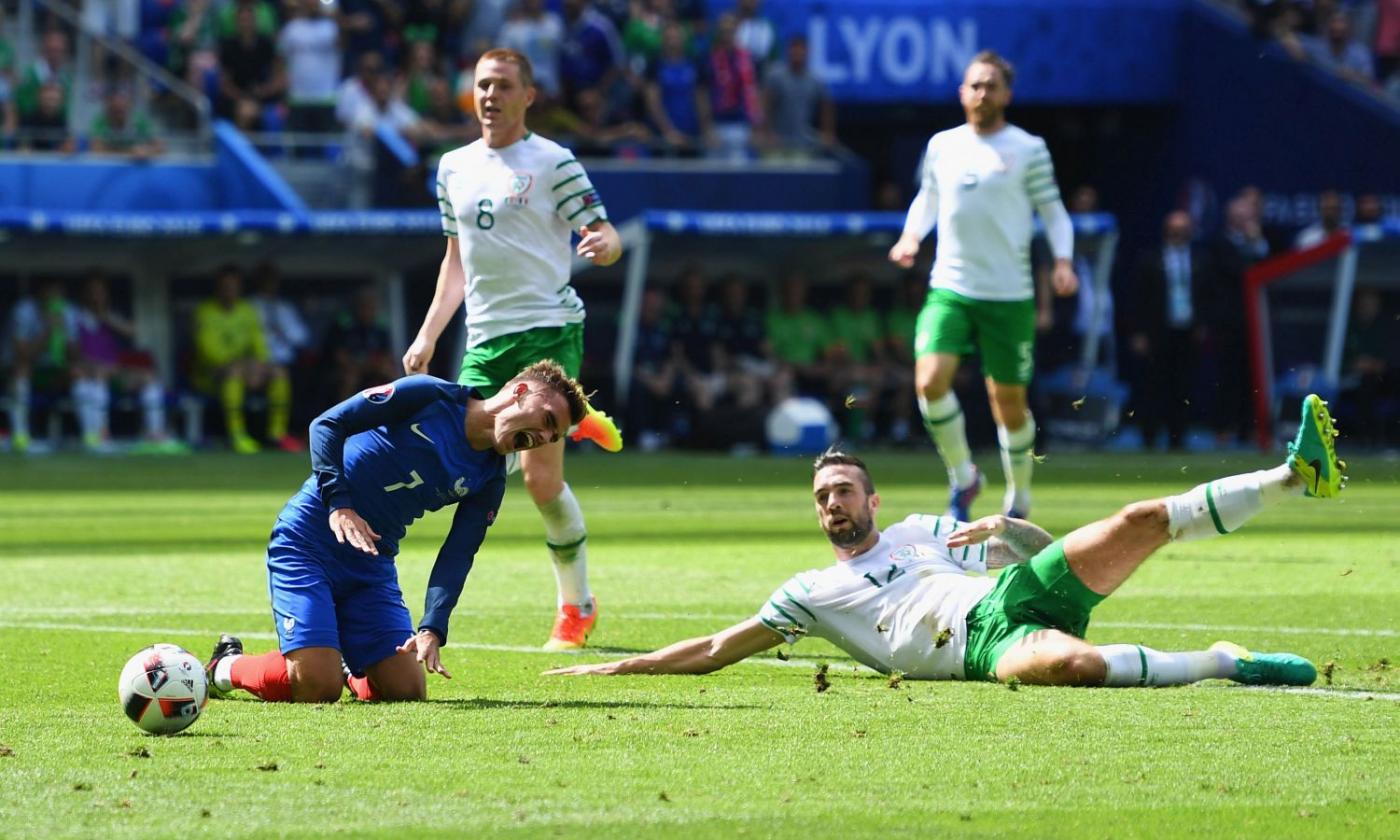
xmin=16 ymin=29 xmax=73 ymax=117
xmin=669 ymin=268 xmax=724 ymax=424
xmin=622 ymin=0 xmax=669 ymax=66
xmin=1222 ymin=192 xmax=1271 ymax=262
xmin=628 ymin=286 xmax=684 ymax=450
xmin=460 ymin=0 xmax=511 ymax=58
xmin=5 ymin=279 xmax=75 ymax=454
xmin=335 ymin=51 xmax=384 ymax=128
xmin=168 ymin=0 xmax=220 ymax=89
xmin=339 ymin=0 xmax=404 ymax=67
xmin=0 ymin=7 xmax=16 ymax=144
xmin=643 ymin=20 xmax=710 ymax=153
xmin=1355 ymin=193 xmax=1385 ymax=224
xmin=499 ymin=0 xmax=565 ymax=99
xmin=401 ymin=0 xmax=466 ymax=55
xmin=560 ymin=0 xmax=624 ymax=112
xmin=321 ymin=287 xmax=396 ymax=401
xmin=70 ymin=273 xmax=181 ymax=452
xmin=826 ymin=274 xmax=885 ymax=441
xmin=345 ymin=72 xmax=424 ymax=208
xmin=713 ymin=274 xmax=775 ymax=411
xmin=1306 ymin=11 xmax=1374 ymax=82
xmin=570 ymin=85 xmax=651 ymax=155
xmin=1295 ymin=189 xmax=1346 ymax=249
xmin=217 ymin=0 xmax=280 ymax=40
xmin=734 ymin=0 xmax=776 ymax=67
xmin=704 ymin=13 xmax=762 ymax=162
xmin=1208 ymin=193 xmax=1273 ymax=445
xmin=250 ymin=264 xmax=311 ymax=371
xmin=219 ymin=2 xmax=286 ymax=132
xmin=419 ymin=76 xmax=479 ymax=155
xmin=1341 ymin=286 xmax=1398 ymax=446
xmin=402 ymin=38 xmax=444 ymax=116
xmin=763 ymin=35 xmax=834 ymax=158
xmin=766 ymin=270 xmax=828 ymax=397
xmin=89 ymin=88 xmax=164 ymax=159
xmin=882 ymin=274 xmax=927 ymax=443
xmin=192 ymin=266 xmax=295 ymax=454
xmin=1377 ymin=0 xmax=1400 ymax=82
xmin=279 ymin=0 xmax=344 ymax=138
xmin=17 ymin=81 xmax=72 ymax=153
xmin=1130 ymin=211 xmax=1211 ymax=450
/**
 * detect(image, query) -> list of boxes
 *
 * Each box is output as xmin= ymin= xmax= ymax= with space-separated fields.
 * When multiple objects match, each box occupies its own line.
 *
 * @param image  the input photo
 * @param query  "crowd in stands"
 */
xmin=1242 ymin=0 xmax=1400 ymax=100
xmin=0 ymin=0 xmax=836 ymax=167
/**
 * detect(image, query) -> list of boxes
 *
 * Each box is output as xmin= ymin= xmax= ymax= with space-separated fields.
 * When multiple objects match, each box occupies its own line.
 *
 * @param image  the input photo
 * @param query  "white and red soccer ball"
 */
xmin=117 ymin=644 xmax=208 ymax=735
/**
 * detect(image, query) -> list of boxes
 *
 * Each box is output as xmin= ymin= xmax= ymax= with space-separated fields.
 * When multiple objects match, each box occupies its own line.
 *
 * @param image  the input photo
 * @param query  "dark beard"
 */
xmin=824 ymin=513 xmax=872 ymax=549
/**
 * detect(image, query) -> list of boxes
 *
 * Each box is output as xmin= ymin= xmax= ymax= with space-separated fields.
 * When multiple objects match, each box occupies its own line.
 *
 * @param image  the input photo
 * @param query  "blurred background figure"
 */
xmin=322 ymin=286 xmax=396 ymax=401
xmin=193 ymin=266 xmax=295 ymax=454
xmin=5 ymin=279 xmax=75 ymax=454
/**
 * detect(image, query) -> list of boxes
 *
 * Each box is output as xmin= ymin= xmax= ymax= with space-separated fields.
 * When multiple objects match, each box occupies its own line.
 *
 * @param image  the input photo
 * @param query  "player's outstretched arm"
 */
xmin=545 ymin=619 xmax=781 ymax=676
xmin=403 ymin=237 xmax=466 ymax=374
xmin=576 ymin=221 xmax=622 ymax=267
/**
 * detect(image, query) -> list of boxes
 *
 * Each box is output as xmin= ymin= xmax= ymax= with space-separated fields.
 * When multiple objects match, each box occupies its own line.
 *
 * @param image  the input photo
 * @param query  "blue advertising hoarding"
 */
xmin=718 ymin=0 xmax=1183 ymax=104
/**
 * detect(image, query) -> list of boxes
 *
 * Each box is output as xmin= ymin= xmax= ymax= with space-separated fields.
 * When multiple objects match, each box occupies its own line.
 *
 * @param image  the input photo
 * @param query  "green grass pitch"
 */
xmin=1 ymin=450 xmax=1397 ymax=838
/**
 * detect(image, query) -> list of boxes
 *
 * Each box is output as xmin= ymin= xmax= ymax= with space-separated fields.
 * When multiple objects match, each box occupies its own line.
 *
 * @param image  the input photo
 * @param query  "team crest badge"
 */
xmin=362 ymin=383 xmax=395 ymax=404
xmin=507 ymin=172 xmax=533 ymax=205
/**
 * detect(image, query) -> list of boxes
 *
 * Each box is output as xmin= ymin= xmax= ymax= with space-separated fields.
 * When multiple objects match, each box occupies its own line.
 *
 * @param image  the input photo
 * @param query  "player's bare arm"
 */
xmin=576 ymin=221 xmax=622 ymax=267
xmin=544 ymin=619 xmax=780 ymax=676
xmin=403 ymin=237 xmax=467 ymax=374
xmin=947 ymin=514 xmax=1053 ymax=569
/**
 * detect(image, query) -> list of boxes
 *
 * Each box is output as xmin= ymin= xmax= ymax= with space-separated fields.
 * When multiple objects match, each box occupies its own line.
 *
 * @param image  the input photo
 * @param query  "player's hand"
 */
xmin=888 ymin=235 xmax=920 ymax=268
xmin=544 ymin=661 xmax=617 ymax=676
xmin=1051 ymin=259 xmax=1079 ymax=296
xmin=402 ymin=335 xmax=435 ymax=375
xmin=576 ymin=225 xmax=620 ymax=266
xmin=329 ymin=508 xmax=381 ymax=556
xmin=398 ymin=629 xmax=452 ymax=679
xmin=946 ymin=515 xmax=1007 ymax=548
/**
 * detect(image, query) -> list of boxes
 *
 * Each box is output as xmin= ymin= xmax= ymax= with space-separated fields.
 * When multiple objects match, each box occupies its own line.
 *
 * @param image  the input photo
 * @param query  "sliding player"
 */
xmin=403 ymin=47 xmax=622 ymax=652
xmin=206 ymin=361 xmax=586 ymax=703
xmin=888 ymin=50 xmax=1077 ymax=521
xmin=548 ymin=397 xmax=1342 ymax=688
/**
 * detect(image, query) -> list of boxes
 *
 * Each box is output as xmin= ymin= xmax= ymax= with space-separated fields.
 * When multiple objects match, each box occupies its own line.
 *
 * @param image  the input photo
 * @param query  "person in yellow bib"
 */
xmin=193 ymin=266 xmax=297 ymax=454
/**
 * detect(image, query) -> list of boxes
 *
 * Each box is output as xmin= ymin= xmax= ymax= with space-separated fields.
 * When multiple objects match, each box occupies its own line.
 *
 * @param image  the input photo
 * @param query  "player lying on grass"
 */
xmin=548 ymin=396 xmax=1344 ymax=687
xmin=205 ymin=360 xmax=587 ymax=703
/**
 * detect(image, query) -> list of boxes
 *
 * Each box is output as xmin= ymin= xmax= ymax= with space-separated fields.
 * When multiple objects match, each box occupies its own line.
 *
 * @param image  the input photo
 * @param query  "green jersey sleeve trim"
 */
xmin=553 ymin=172 xmax=586 ymax=190
xmin=566 ymin=203 xmax=607 ymax=221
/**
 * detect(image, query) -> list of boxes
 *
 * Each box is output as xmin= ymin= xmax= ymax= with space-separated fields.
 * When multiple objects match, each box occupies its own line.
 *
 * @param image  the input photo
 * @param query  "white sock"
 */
xmin=997 ymin=416 xmax=1036 ymax=513
xmin=918 ymin=393 xmax=976 ymax=489
xmin=213 ymin=654 xmax=240 ymax=692
xmin=93 ymin=380 xmax=110 ymax=439
xmin=1098 ymin=644 xmax=1234 ymax=686
xmin=538 ymin=483 xmax=592 ymax=612
xmin=10 ymin=377 xmax=29 ymax=438
xmin=140 ymin=381 xmax=166 ymax=439
xmin=73 ymin=379 xmax=101 ymax=441
xmin=1166 ymin=465 xmax=1300 ymax=542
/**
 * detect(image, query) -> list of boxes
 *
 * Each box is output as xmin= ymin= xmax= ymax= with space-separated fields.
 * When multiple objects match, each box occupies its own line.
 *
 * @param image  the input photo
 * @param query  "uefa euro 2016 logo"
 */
xmin=507 ymin=173 xmax=533 ymax=206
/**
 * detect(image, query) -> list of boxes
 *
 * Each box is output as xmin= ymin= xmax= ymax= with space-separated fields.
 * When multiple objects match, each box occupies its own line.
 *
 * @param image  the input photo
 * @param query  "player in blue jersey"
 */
xmin=204 ymin=360 xmax=587 ymax=703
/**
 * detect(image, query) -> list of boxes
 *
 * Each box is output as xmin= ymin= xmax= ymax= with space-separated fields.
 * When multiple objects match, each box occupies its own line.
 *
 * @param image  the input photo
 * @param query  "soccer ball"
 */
xmin=117 ymin=644 xmax=208 ymax=735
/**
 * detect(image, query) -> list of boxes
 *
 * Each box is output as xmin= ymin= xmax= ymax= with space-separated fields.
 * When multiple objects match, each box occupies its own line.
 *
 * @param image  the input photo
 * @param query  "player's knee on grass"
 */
xmin=286 ymin=650 xmax=346 ymax=703
xmin=366 ymin=653 xmax=428 ymax=702
xmin=1012 ymin=648 xmax=1106 ymax=687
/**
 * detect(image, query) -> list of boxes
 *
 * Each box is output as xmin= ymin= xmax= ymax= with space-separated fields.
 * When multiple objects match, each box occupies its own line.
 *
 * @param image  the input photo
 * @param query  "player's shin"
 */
xmin=1097 ymin=644 xmax=1233 ymax=687
xmin=997 ymin=416 xmax=1035 ymax=514
xmin=266 ymin=372 xmax=291 ymax=440
xmin=1165 ymin=465 xmax=1301 ymax=542
xmin=140 ymin=380 xmax=166 ymax=439
xmin=539 ymin=483 xmax=592 ymax=611
xmin=227 ymin=651 xmax=294 ymax=702
xmin=918 ymin=393 xmax=976 ymax=488
xmin=220 ymin=375 xmax=247 ymax=437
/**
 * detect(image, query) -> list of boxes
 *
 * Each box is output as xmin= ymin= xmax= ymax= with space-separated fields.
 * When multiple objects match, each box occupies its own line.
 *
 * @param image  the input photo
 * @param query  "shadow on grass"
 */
xmin=430 ymin=697 xmax=760 ymax=711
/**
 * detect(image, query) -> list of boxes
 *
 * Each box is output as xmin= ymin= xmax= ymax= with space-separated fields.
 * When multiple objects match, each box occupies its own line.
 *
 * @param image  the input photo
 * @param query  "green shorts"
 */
xmin=914 ymin=288 xmax=1036 ymax=385
xmin=458 ymin=323 xmax=583 ymax=397
xmin=962 ymin=540 xmax=1105 ymax=681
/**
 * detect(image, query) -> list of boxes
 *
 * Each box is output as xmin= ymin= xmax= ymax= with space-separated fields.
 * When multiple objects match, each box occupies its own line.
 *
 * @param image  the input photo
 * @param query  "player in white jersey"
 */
xmin=547 ymin=396 xmax=1344 ymax=687
xmin=403 ymin=49 xmax=623 ymax=651
xmin=888 ymin=50 xmax=1078 ymax=523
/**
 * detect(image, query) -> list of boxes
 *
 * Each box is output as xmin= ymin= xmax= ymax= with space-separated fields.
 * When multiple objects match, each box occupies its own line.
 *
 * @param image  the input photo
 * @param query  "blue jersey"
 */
xmin=290 ymin=374 xmax=507 ymax=643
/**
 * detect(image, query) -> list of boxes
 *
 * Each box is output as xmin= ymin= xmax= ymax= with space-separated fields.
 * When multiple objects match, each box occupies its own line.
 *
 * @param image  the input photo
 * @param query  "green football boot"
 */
xmin=1286 ymin=394 xmax=1346 ymax=498
xmin=1211 ymin=641 xmax=1318 ymax=686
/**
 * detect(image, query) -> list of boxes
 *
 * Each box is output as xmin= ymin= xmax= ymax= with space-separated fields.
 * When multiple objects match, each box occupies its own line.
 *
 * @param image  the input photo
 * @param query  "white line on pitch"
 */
xmin=1093 ymin=621 xmax=1399 ymax=638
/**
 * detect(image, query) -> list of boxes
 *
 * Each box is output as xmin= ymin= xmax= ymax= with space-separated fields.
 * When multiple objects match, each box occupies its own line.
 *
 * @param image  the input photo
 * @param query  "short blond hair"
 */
xmin=478 ymin=47 xmax=535 ymax=90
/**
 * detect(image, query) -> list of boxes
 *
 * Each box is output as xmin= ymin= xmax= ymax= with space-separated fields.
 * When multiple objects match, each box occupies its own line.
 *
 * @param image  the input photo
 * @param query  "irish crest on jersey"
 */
xmin=507 ymin=172 xmax=533 ymax=205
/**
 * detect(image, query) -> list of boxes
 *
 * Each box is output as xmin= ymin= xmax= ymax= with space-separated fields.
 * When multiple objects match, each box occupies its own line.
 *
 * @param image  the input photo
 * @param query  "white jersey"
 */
xmin=915 ymin=123 xmax=1062 ymax=301
xmin=756 ymin=514 xmax=996 ymax=680
xmin=437 ymin=132 xmax=607 ymax=349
